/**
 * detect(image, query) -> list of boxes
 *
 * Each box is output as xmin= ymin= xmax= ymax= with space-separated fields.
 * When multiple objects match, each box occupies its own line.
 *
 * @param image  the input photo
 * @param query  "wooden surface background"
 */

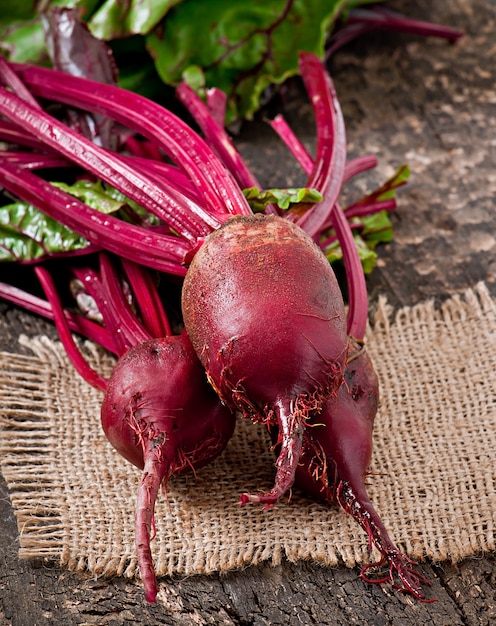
xmin=1 ymin=1 xmax=495 ymax=624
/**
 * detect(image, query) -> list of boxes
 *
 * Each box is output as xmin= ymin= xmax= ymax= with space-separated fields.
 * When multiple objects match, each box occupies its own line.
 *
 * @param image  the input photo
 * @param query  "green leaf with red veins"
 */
xmin=324 ymin=233 xmax=378 ymax=275
xmin=146 ymin=0 xmax=348 ymax=122
xmin=52 ymin=179 xmax=156 ymax=220
xmin=0 ymin=177 xmax=164 ymax=263
xmin=323 ymin=211 xmax=393 ymax=274
xmin=53 ymin=179 xmax=167 ymax=232
xmin=359 ymin=210 xmax=394 ymax=249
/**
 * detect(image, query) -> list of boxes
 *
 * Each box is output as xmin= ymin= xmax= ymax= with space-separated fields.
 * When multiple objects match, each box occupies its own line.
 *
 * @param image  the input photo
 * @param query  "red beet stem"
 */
xmin=0 ymin=55 xmax=41 ymax=110
xmin=296 ymin=52 xmax=347 ymax=239
xmin=9 ymin=60 xmax=250 ymax=218
xmin=0 ymin=86 xmax=213 ymax=242
xmin=120 ymin=258 xmax=172 ymax=339
xmin=0 ymin=159 xmax=190 ymax=275
xmin=176 ymin=82 xmax=260 ymax=193
xmin=0 ymin=279 xmax=115 ymax=353
xmin=269 ymin=114 xmax=314 ymax=175
xmin=34 ymin=266 xmax=108 ymax=391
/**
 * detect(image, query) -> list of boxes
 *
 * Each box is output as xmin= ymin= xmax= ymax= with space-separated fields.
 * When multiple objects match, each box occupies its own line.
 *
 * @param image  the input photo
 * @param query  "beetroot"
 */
xmin=181 ymin=213 xmax=348 ymax=507
xmin=293 ymin=340 xmax=432 ymax=601
xmin=101 ymin=331 xmax=235 ymax=603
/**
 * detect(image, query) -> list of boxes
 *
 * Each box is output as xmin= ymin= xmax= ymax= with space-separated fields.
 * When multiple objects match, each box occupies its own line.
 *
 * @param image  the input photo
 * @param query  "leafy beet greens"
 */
xmin=0 ymin=1 xmax=462 ymax=123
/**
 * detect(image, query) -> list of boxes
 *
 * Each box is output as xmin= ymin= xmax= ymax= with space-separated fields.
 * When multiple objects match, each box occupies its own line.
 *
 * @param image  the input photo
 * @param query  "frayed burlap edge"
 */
xmin=0 ymin=283 xmax=495 ymax=581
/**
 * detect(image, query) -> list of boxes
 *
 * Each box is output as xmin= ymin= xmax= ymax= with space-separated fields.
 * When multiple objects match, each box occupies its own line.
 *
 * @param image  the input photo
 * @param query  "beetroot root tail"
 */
xmin=360 ymin=554 xmax=436 ymax=603
xmin=336 ymin=480 xmax=435 ymax=602
xmin=135 ymin=435 xmax=171 ymax=603
xmin=240 ymin=403 xmax=305 ymax=508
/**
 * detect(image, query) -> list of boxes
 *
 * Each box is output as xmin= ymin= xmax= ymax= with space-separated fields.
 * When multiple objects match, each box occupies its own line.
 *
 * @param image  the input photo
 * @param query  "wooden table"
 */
xmin=1 ymin=1 xmax=495 ymax=624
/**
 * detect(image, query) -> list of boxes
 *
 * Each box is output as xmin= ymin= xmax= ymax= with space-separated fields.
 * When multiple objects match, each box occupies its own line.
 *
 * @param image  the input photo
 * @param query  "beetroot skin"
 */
xmin=181 ymin=214 xmax=348 ymax=507
xmin=101 ymin=332 xmax=235 ymax=602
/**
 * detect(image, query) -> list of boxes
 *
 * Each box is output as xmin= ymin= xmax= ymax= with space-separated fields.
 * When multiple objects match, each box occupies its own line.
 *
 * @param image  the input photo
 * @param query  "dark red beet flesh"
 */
xmin=100 ymin=332 xmax=235 ymax=602
xmin=181 ymin=214 xmax=348 ymax=507
xmin=294 ymin=340 xmax=433 ymax=601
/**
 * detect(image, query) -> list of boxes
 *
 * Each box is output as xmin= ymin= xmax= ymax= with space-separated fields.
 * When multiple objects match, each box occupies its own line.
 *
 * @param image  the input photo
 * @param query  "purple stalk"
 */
xmin=205 ymin=87 xmax=227 ymax=127
xmin=0 ymin=280 xmax=115 ymax=352
xmin=268 ymin=120 xmax=384 ymax=224
xmin=71 ymin=265 xmax=108 ymax=321
xmin=329 ymin=201 xmax=368 ymax=341
xmin=175 ymin=82 xmax=282 ymax=216
xmin=34 ymin=265 xmax=108 ymax=392
xmin=344 ymin=198 xmax=397 ymax=220
xmin=319 ymin=199 xmax=397 ymax=234
xmin=0 ymin=56 xmax=41 ymax=110
xmin=99 ymin=253 xmax=152 ymax=355
xmin=268 ymin=118 xmax=379 ymax=188
xmin=343 ymin=155 xmax=378 ymax=183
xmin=0 ymin=87 xmax=216 ymax=241
xmin=71 ymin=264 xmax=136 ymax=359
xmin=9 ymin=61 xmax=252 ymax=218
xmin=319 ymin=221 xmax=363 ymax=248
xmin=0 ymin=119 xmax=60 ymax=152
xmin=318 ymin=155 xmax=395 ymax=228
xmin=124 ymin=136 xmax=163 ymax=162
xmin=296 ymin=53 xmax=347 ymax=239
xmin=269 ymin=114 xmax=314 ymax=175
xmin=299 ymin=53 xmax=368 ymax=339
xmin=72 ymin=259 xmax=157 ymax=358
xmin=123 ymin=156 xmax=204 ymax=207
xmin=120 ymin=258 xmax=172 ymax=338
xmin=348 ymin=7 xmax=464 ymax=42
xmin=0 ymin=159 xmax=190 ymax=275
xmin=326 ymin=21 xmax=377 ymax=58
xmin=326 ymin=6 xmax=463 ymax=57
xmin=343 ymin=163 xmax=409 ymax=219
xmin=0 ymin=150 xmax=72 ymax=170
xmin=176 ymin=82 xmax=261 ymax=191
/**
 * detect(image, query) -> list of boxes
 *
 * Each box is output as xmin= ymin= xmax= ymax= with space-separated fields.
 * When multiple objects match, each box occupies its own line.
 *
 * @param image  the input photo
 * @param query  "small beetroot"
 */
xmin=294 ymin=340 xmax=433 ymax=601
xmin=101 ymin=331 xmax=235 ymax=602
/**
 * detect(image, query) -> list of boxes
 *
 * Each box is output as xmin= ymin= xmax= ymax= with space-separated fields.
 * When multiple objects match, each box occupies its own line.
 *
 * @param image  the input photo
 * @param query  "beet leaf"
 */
xmin=243 ymin=187 xmax=323 ymax=213
xmin=0 ymin=200 xmax=91 ymax=262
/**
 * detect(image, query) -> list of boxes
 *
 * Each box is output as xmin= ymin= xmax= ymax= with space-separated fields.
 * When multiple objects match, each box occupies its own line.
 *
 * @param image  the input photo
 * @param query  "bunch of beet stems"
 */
xmin=0 ymin=52 xmax=431 ymax=602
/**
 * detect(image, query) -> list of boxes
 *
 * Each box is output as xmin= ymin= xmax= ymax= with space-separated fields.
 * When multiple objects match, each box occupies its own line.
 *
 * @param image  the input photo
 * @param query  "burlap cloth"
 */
xmin=1 ymin=282 xmax=495 ymax=582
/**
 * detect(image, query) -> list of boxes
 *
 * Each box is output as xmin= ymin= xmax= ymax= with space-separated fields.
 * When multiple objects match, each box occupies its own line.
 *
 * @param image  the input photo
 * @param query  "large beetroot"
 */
xmin=181 ymin=213 xmax=348 ymax=506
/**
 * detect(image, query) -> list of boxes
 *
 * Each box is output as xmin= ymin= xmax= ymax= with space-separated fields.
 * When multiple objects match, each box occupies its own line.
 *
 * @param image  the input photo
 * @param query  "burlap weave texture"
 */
xmin=0 ymin=283 xmax=495 ymax=581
